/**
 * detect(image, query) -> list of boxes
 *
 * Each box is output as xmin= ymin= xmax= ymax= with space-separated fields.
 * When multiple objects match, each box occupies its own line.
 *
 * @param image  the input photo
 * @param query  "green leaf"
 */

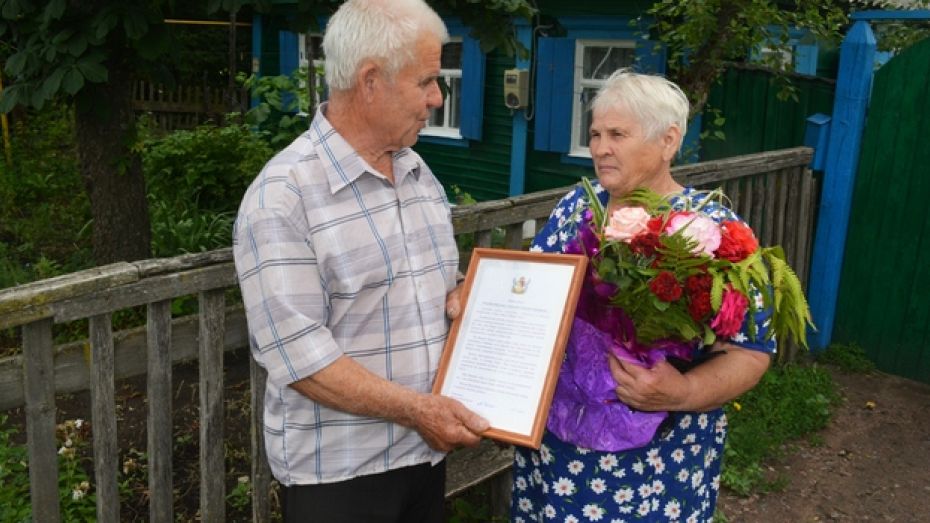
xmin=43 ymin=0 xmax=65 ymax=21
xmin=62 ymin=67 xmax=84 ymax=95
xmin=93 ymin=11 xmax=119 ymax=40
xmin=1 ymin=0 xmax=32 ymax=20
xmin=67 ymin=35 xmax=88 ymax=57
xmin=5 ymin=50 xmax=30 ymax=76
xmin=710 ymin=270 xmax=724 ymax=311
xmin=41 ymin=66 xmax=66 ymax=98
xmin=51 ymin=28 xmax=75 ymax=46
xmin=0 ymin=85 xmax=26 ymax=113
xmin=76 ymin=59 xmax=107 ymax=83
xmin=122 ymin=8 xmax=149 ymax=40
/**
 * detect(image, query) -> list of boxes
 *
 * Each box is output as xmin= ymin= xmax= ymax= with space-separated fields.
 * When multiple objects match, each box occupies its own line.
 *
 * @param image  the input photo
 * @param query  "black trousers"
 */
xmin=281 ymin=460 xmax=446 ymax=523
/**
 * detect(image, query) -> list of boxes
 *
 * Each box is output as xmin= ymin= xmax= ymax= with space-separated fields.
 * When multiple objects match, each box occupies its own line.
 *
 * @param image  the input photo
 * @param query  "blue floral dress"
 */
xmin=510 ymin=184 xmax=776 ymax=523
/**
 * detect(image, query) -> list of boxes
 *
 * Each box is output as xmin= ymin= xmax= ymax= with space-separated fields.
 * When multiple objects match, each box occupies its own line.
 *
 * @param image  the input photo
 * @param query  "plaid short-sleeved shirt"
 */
xmin=233 ymin=104 xmax=458 ymax=485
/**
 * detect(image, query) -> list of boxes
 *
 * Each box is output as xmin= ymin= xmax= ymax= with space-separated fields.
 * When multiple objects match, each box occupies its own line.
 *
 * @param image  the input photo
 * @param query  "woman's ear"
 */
xmin=661 ymin=125 xmax=683 ymax=163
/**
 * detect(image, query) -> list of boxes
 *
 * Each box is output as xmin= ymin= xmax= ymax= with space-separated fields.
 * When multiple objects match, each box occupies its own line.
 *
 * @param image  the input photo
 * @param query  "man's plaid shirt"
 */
xmin=233 ymin=105 xmax=458 ymax=485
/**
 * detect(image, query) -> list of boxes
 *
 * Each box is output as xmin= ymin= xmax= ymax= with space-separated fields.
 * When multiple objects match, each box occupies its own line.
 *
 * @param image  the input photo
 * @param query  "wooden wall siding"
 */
xmin=833 ymin=36 xmax=930 ymax=384
xmin=416 ymin=50 xmax=515 ymax=201
xmin=131 ymin=81 xmax=249 ymax=131
xmin=0 ymin=148 xmax=816 ymax=521
xmin=702 ymin=66 xmax=835 ymax=161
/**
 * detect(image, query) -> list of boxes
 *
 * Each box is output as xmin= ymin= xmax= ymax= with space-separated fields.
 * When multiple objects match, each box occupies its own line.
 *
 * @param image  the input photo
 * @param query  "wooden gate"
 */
xmin=832 ymin=36 xmax=930 ymax=383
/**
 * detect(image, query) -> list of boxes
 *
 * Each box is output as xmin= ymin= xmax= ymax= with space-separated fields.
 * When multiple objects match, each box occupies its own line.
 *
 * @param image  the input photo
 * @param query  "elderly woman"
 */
xmin=509 ymin=69 xmax=773 ymax=522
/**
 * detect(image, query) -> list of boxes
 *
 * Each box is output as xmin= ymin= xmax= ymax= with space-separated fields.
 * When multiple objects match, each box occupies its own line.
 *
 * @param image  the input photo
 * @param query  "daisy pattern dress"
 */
xmin=510 ymin=183 xmax=776 ymax=523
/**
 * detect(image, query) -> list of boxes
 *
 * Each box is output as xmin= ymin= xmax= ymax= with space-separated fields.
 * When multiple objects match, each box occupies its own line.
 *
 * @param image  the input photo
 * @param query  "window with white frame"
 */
xmin=423 ymin=38 xmax=463 ymax=138
xmin=570 ymin=39 xmax=636 ymax=157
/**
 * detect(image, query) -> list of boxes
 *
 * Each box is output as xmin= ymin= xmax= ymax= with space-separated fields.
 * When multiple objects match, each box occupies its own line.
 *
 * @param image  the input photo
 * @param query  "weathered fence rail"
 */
xmin=132 ymin=80 xmax=249 ymax=131
xmin=0 ymin=147 xmax=815 ymax=522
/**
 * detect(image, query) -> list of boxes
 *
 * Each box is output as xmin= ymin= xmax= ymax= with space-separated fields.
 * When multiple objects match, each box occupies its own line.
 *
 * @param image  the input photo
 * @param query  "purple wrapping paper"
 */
xmin=546 ymin=318 xmax=669 ymax=452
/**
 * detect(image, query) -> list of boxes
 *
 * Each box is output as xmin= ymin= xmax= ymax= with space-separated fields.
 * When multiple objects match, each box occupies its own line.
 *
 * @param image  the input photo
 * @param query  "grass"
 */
xmin=815 ymin=342 xmax=876 ymax=373
xmin=720 ymin=361 xmax=839 ymax=496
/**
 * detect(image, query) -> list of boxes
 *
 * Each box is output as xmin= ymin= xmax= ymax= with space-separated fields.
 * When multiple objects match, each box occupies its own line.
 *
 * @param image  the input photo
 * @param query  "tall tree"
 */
xmin=643 ymin=0 xmax=849 ymax=116
xmin=0 ymin=0 xmax=177 ymax=264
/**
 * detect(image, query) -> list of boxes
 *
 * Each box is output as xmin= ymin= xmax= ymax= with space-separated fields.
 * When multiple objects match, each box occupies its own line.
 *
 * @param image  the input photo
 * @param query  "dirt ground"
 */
xmin=716 ymin=367 xmax=930 ymax=523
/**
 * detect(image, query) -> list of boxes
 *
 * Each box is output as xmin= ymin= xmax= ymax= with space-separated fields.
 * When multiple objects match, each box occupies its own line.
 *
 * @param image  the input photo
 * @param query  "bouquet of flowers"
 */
xmin=546 ymin=179 xmax=814 ymax=451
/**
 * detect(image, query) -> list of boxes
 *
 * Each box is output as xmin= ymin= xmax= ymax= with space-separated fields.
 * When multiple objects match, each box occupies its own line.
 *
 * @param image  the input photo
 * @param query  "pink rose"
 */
xmin=665 ymin=212 xmax=722 ymax=256
xmin=604 ymin=207 xmax=650 ymax=242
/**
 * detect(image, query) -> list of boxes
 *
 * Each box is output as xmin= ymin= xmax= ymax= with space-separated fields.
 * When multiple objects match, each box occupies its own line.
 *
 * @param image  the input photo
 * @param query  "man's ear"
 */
xmin=356 ymin=61 xmax=381 ymax=102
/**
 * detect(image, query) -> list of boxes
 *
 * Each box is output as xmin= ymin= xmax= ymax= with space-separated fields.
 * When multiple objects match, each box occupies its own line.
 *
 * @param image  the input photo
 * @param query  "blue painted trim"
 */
xmin=795 ymin=44 xmax=819 ymax=75
xmin=851 ymin=10 xmax=930 ymax=21
xmin=251 ymin=13 xmax=263 ymax=109
xmin=533 ymin=37 xmax=574 ymax=153
xmin=459 ymin=35 xmax=486 ymax=140
xmin=509 ymin=19 xmax=532 ymax=196
xmin=807 ymin=21 xmax=876 ymax=350
xmin=279 ymin=30 xmax=299 ymax=76
xmin=803 ymin=113 xmax=831 ymax=171
xmin=418 ymin=135 xmax=469 ymax=148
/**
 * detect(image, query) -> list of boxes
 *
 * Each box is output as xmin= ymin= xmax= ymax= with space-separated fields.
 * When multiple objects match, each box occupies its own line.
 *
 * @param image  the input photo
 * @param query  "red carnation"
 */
xmin=716 ymin=220 xmax=759 ymax=262
xmin=630 ymin=231 xmax=662 ymax=257
xmin=685 ymin=273 xmax=713 ymax=294
xmin=687 ymin=290 xmax=713 ymax=322
xmin=649 ymin=271 xmax=683 ymax=302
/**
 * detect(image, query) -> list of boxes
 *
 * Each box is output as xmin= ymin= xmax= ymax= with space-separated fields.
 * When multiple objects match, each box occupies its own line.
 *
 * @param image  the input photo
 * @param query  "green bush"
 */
xmin=722 ymin=363 xmax=838 ymax=496
xmin=0 ymin=106 xmax=92 ymax=287
xmin=142 ymin=122 xmax=273 ymax=257
xmin=144 ymin=123 xmax=273 ymax=215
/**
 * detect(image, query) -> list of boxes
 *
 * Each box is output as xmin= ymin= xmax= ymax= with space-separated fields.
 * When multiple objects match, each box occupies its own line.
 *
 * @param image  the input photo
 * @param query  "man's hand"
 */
xmin=408 ymin=393 xmax=489 ymax=452
xmin=445 ymin=284 xmax=463 ymax=319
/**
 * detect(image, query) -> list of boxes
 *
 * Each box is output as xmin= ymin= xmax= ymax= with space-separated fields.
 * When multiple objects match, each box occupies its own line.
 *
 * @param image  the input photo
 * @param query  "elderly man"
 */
xmin=232 ymin=0 xmax=488 ymax=521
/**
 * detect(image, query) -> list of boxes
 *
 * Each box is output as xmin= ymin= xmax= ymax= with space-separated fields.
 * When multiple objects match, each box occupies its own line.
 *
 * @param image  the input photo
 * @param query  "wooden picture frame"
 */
xmin=433 ymin=248 xmax=588 ymax=448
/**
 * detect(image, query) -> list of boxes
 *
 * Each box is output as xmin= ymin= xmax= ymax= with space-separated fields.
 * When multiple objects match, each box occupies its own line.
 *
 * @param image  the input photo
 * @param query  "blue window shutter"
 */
xmin=635 ymin=41 xmax=666 ymax=75
xmin=279 ymin=30 xmax=299 ymax=76
xmin=534 ymin=37 xmax=574 ymax=153
xmin=459 ymin=35 xmax=486 ymax=140
xmin=795 ymin=44 xmax=818 ymax=75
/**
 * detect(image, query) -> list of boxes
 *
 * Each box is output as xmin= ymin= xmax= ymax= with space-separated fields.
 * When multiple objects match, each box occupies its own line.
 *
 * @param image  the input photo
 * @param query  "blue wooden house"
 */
xmin=252 ymin=1 xmax=827 ymax=201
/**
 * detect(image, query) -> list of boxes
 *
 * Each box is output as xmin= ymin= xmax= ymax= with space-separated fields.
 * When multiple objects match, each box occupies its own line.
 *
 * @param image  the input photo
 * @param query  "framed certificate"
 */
xmin=433 ymin=248 xmax=587 ymax=448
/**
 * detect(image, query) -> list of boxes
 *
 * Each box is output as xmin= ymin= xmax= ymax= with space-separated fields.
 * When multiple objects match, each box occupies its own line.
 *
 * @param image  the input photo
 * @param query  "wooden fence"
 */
xmin=132 ymin=80 xmax=250 ymax=132
xmin=0 ymin=147 xmax=815 ymax=522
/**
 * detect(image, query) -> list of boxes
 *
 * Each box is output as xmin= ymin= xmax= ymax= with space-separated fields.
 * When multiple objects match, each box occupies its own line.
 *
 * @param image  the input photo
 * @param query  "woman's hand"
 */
xmin=609 ymin=356 xmax=693 ymax=411
xmin=609 ymin=343 xmax=771 ymax=412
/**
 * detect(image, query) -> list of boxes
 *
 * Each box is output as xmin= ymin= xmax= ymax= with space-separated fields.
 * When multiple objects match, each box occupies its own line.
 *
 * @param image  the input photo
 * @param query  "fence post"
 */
xmin=199 ymin=289 xmax=227 ymax=521
xmin=807 ymin=21 xmax=876 ymax=350
xmin=250 ymin=359 xmax=272 ymax=522
xmin=89 ymin=314 xmax=119 ymax=523
xmin=23 ymin=318 xmax=60 ymax=523
xmin=147 ymin=300 xmax=174 ymax=522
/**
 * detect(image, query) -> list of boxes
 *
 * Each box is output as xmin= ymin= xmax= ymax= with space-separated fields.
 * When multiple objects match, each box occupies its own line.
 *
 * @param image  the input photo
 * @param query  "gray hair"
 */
xmin=322 ymin=0 xmax=449 ymax=91
xmin=590 ymin=68 xmax=690 ymax=147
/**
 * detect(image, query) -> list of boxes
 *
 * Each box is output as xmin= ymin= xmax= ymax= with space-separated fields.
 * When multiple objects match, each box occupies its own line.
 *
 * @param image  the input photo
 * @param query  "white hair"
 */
xmin=591 ymin=68 xmax=690 ymax=147
xmin=322 ymin=0 xmax=449 ymax=91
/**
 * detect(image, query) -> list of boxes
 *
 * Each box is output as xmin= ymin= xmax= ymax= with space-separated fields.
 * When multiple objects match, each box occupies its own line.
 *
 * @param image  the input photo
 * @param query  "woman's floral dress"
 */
xmin=510 ymin=184 xmax=776 ymax=523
